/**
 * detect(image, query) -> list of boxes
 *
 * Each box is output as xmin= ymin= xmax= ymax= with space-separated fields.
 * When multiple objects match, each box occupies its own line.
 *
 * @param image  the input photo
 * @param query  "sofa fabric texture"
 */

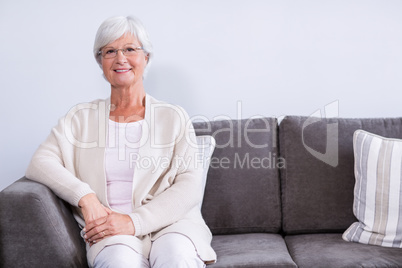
xmin=0 ymin=178 xmax=87 ymax=268
xmin=210 ymin=233 xmax=296 ymax=268
xmin=286 ymin=233 xmax=402 ymax=268
xmin=2 ymin=116 xmax=402 ymax=267
xmin=279 ymin=116 xmax=402 ymax=235
xmin=194 ymin=118 xmax=282 ymax=235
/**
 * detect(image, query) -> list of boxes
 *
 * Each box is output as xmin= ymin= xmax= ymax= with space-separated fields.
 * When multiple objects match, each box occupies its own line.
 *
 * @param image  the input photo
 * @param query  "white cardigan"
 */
xmin=26 ymin=94 xmax=216 ymax=266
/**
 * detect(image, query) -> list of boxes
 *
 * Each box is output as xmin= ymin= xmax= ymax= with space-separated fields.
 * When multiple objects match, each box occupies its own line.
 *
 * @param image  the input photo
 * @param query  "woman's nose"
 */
xmin=115 ymin=50 xmax=127 ymax=62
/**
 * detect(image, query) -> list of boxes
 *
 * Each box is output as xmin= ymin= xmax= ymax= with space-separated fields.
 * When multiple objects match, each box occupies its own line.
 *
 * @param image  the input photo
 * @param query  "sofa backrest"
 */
xmin=194 ymin=117 xmax=282 ymax=235
xmin=279 ymin=116 xmax=402 ymax=235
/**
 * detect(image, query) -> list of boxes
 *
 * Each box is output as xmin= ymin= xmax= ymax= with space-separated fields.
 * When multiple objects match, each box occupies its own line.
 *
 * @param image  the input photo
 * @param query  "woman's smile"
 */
xmin=114 ymin=68 xmax=132 ymax=73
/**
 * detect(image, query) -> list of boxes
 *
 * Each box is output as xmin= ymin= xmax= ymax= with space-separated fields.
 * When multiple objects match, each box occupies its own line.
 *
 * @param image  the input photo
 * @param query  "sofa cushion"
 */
xmin=285 ymin=233 xmax=402 ymax=268
xmin=343 ymin=130 xmax=402 ymax=247
xmin=210 ymin=233 xmax=297 ymax=268
xmin=196 ymin=135 xmax=216 ymax=207
xmin=279 ymin=116 xmax=402 ymax=234
xmin=194 ymin=118 xmax=282 ymax=234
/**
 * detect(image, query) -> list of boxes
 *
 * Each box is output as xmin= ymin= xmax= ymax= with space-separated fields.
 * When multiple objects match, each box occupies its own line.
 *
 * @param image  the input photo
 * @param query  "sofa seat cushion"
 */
xmin=209 ymin=233 xmax=297 ymax=268
xmin=285 ymin=233 xmax=402 ymax=268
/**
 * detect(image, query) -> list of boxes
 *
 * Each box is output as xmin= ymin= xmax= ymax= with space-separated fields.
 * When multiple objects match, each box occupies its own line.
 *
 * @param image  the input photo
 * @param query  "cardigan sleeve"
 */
xmin=25 ymin=116 xmax=95 ymax=207
xmin=129 ymin=119 xmax=204 ymax=236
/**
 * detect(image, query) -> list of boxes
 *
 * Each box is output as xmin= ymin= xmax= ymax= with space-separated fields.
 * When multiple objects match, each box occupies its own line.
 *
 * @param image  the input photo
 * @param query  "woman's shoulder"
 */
xmin=69 ymin=97 xmax=110 ymax=110
xmin=64 ymin=97 xmax=110 ymax=119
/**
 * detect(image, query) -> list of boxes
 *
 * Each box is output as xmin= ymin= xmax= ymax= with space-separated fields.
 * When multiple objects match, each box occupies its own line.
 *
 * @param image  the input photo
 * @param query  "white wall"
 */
xmin=1 ymin=0 xmax=402 ymax=190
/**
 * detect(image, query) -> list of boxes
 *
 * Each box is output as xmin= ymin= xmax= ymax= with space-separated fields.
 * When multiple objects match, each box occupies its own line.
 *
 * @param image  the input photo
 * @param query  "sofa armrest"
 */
xmin=0 ymin=177 xmax=88 ymax=268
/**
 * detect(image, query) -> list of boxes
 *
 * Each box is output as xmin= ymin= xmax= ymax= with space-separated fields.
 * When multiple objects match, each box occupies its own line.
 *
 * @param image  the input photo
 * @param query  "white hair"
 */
xmin=93 ymin=16 xmax=153 ymax=77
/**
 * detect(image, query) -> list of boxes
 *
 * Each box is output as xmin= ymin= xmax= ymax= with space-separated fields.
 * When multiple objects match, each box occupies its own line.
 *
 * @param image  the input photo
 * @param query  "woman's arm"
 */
xmin=26 ymin=117 xmax=95 ymax=206
xmin=26 ymin=116 xmax=114 ymax=243
xmin=79 ymin=193 xmax=111 ymax=226
xmin=130 ymin=130 xmax=204 ymax=236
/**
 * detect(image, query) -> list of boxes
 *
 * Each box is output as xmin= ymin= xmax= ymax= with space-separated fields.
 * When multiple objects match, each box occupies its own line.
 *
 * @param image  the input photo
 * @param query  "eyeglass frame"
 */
xmin=97 ymin=46 xmax=144 ymax=58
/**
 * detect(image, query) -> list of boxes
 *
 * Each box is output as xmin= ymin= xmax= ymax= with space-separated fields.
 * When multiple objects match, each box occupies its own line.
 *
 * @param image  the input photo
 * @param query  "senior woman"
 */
xmin=26 ymin=16 xmax=216 ymax=267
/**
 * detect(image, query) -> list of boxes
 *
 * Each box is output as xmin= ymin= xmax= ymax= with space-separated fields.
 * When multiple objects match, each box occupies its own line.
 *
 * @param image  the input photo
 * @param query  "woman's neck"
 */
xmin=109 ymin=85 xmax=146 ymax=123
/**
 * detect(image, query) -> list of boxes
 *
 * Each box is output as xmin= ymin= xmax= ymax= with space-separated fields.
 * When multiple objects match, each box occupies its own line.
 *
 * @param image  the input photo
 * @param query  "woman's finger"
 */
xmin=87 ymin=229 xmax=108 ymax=244
xmin=84 ymin=219 xmax=108 ymax=242
xmin=85 ymin=212 xmax=135 ymax=244
xmin=84 ymin=215 xmax=107 ymax=233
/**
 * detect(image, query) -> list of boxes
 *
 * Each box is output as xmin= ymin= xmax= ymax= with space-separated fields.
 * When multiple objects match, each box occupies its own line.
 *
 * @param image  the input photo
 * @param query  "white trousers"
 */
xmin=93 ymin=233 xmax=206 ymax=268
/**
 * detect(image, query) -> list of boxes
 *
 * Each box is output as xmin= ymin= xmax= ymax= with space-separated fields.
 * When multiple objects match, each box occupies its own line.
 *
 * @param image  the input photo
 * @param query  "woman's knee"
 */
xmin=93 ymin=244 xmax=149 ymax=268
xmin=149 ymin=234 xmax=205 ymax=268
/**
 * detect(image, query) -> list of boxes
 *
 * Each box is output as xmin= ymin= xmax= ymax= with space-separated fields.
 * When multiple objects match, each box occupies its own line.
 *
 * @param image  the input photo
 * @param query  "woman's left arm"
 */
xmin=130 ymin=131 xmax=203 ymax=236
xmin=83 ymin=137 xmax=201 ymax=243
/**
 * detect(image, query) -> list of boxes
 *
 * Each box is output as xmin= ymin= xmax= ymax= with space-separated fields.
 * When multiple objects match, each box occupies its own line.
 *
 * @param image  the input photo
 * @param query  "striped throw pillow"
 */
xmin=342 ymin=130 xmax=402 ymax=247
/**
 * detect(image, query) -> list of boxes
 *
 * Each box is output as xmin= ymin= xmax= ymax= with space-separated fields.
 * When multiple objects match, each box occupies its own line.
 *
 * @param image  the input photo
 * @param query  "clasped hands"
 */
xmin=79 ymin=193 xmax=135 ymax=246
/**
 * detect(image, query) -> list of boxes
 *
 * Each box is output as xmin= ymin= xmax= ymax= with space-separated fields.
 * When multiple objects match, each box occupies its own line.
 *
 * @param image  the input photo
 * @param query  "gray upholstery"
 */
xmin=210 ymin=233 xmax=297 ymax=268
xmin=2 ymin=116 xmax=402 ymax=267
xmin=0 ymin=178 xmax=87 ymax=268
xmin=285 ymin=233 xmax=402 ymax=268
xmin=279 ymin=116 xmax=402 ymax=234
xmin=194 ymin=118 xmax=282 ymax=234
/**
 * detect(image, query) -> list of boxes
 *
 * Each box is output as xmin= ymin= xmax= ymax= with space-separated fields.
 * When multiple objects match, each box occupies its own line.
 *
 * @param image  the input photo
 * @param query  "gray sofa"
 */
xmin=1 ymin=116 xmax=402 ymax=267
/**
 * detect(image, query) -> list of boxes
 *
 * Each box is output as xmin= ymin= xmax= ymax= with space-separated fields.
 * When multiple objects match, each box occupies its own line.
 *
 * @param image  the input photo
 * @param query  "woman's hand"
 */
xmin=83 ymin=210 xmax=135 ymax=246
xmin=79 ymin=193 xmax=110 ymax=225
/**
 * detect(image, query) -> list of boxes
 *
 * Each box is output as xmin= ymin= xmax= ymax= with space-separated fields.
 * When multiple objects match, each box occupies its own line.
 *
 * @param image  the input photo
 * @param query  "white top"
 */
xmin=105 ymin=119 xmax=143 ymax=214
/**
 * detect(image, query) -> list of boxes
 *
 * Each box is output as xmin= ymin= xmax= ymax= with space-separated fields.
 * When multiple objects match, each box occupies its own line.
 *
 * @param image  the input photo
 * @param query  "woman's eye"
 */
xmin=105 ymin=49 xmax=115 ymax=54
xmin=125 ymin=47 xmax=135 ymax=52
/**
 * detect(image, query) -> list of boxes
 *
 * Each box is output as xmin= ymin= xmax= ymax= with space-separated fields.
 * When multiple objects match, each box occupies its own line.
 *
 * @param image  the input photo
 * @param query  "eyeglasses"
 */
xmin=98 ymin=46 xmax=144 ymax=59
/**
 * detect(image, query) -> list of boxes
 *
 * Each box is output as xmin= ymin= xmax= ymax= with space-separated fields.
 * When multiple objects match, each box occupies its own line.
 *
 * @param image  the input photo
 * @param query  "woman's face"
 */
xmin=101 ymin=34 xmax=148 ymax=89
